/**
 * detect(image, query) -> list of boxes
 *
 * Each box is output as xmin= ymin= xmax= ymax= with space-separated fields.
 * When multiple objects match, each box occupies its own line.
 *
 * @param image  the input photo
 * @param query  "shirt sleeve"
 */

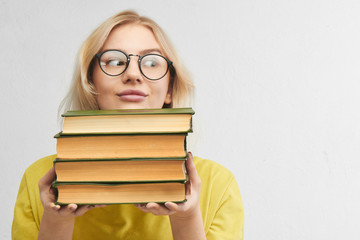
xmin=206 ymin=176 xmax=244 ymax=240
xmin=12 ymin=172 xmax=39 ymax=240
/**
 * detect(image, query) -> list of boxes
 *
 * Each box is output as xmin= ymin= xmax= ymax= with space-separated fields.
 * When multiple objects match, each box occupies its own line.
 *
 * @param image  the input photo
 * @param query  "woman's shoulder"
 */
xmin=193 ymin=156 xmax=243 ymax=226
xmin=26 ymin=154 xmax=56 ymax=171
xmin=193 ymin=156 xmax=235 ymax=184
xmin=24 ymin=154 xmax=56 ymax=182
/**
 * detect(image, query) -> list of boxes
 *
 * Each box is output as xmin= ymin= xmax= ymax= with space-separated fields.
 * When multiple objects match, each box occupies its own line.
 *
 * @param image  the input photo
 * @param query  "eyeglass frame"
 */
xmin=94 ymin=49 xmax=174 ymax=81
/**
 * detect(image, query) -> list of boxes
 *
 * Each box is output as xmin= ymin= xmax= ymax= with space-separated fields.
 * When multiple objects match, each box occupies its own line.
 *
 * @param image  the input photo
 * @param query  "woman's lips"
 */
xmin=117 ymin=89 xmax=148 ymax=102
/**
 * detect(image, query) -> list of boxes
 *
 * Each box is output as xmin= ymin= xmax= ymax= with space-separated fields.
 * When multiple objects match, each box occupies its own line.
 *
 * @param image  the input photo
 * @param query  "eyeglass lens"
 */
xmin=99 ymin=50 xmax=169 ymax=80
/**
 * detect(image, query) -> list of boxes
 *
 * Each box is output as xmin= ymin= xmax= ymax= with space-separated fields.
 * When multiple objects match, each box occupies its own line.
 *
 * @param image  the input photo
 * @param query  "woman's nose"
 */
xmin=121 ymin=55 xmax=143 ymax=83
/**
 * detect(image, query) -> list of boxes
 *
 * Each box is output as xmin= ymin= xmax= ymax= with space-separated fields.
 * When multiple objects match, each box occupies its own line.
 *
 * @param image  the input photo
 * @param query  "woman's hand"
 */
xmin=38 ymin=167 xmax=106 ymax=240
xmin=134 ymin=152 xmax=201 ymax=218
xmin=135 ymin=152 xmax=206 ymax=239
xmin=39 ymin=167 xmax=103 ymax=220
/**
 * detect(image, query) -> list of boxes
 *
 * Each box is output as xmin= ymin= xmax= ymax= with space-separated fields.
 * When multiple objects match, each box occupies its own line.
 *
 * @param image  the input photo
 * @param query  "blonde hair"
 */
xmin=59 ymin=10 xmax=194 ymax=113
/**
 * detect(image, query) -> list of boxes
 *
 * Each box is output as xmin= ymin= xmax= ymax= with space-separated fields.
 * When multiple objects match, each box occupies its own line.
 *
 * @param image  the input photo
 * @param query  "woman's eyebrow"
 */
xmin=99 ymin=48 xmax=163 ymax=55
xmin=139 ymin=48 xmax=162 ymax=55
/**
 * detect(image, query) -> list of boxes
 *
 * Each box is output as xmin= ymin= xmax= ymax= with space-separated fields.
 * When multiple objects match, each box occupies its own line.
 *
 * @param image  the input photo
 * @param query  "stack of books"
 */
xmin=52 ymin=108 xmax=194 ymax=205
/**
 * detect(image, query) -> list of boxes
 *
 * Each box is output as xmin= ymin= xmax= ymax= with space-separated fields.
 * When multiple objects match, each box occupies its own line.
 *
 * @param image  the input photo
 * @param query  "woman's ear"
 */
xmin=164 ymin=92 xmax=172 ymax=104
xmin=164 ymin=79 xmax=173 ymax=105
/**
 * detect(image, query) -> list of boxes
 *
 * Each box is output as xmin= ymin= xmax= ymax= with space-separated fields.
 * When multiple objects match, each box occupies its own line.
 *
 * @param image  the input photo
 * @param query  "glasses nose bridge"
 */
xmin=128 ymin=54 xmax=142 ymax=69
xmin=126 ymin=54 xmax=142 ymax=76
xmin=128 ymin=54 xmax=141 ymax=63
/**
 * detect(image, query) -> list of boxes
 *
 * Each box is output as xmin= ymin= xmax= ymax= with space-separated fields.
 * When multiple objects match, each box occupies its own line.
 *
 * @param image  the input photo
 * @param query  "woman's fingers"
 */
xmin=57 ymin=204 xmax=77 ymax=217
xmin=164 ymin=202 xmax=179 ymax=212
xmin=134 ymin=152 xmax=201 ymax=217
xmin=134 ymin=204 xmax=151 ymax=213
xmin=94 ymin=204 xmax=107 ymax=208
xmin=73 ymin=205 xmax=93 ymax=217
xmin=186 ymin=152 xmax=201 ymax=190
xmin=39 ymin=167 xmax=56 ymax=188
xmin=54 ymin=204 xmax=102 ymax=217
xmin=147 ymin=202 xmax=176 ymax=215
xmin=39 ymin=167 xmax=58 ymax=208
xmin=39 ymin=167 xmax=106 ymax=219
xmin=135 ymin=202 xmax=175 ymax=215
xmin=49 ymin=202 xmax=61 ymax=211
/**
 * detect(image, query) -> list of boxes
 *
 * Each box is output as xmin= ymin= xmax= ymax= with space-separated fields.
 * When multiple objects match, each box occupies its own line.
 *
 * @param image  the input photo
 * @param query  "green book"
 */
xmin=61 ymin=107 xmax=195 ymax=135
xmin=52 ymin=181 xmax=187 ymax=205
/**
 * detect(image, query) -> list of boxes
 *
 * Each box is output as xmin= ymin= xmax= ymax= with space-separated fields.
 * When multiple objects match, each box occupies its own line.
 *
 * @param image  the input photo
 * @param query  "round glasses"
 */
xmin=95 ymin=49 xmax=173 ymax=80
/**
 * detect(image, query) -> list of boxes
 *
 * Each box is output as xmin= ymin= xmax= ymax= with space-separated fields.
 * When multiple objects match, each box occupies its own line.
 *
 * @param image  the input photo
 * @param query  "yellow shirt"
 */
xmin=12 ymin=155 xmax=244 ymax=240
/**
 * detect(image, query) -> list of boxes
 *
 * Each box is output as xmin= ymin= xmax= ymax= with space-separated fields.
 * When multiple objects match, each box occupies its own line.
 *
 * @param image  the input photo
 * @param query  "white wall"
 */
xmin=1 ymin=0 xmax=360 ymax=239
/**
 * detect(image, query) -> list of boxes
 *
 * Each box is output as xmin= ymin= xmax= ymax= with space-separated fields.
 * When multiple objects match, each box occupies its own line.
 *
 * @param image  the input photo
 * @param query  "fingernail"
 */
xmin=146 ymin=203 xmax=154 ymax=209
xmin=53 ymin=204 xmax=60 ymax=210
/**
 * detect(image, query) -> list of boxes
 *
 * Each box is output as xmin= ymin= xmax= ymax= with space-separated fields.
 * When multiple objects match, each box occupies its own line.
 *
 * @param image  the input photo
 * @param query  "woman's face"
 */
xmin=92 ymin=24 xmax=172 ymax=110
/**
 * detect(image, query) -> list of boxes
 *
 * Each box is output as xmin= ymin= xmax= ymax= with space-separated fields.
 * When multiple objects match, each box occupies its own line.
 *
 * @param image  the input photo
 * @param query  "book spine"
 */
xmin=54 ymin=157 xmax=187 ymax=162
xmin=53 ymin=180 xmax=187 ymax=186
xmin=55 ymin=132 xmax=189 ymax=138
xmin=62 ymin=107 xmax=195 ymax=117
xmin=54 ymin=199 xmax=187 ymax=206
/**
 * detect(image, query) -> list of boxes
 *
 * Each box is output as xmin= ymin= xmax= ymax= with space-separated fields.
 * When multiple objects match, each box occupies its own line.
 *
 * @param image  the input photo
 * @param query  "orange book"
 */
xmin=54 ymin=158 xmax=187 ymax=182
xmin=53 ymin=182 xmax=186 ymax=205
xmin=55 ymin=133 xmax=187 ymax=160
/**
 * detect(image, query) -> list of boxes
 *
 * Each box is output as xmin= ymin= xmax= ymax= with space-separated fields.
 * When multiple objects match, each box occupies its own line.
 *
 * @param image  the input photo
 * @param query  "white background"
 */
xmin=1 ymin=0 xmax=360 ymax=239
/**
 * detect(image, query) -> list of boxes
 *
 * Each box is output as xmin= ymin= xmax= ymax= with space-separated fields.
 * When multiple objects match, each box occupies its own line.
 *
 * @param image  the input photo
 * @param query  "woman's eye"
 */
xmin=108 ymin=59 xmax=126 ymax=66
xmin=143 ymin=59 xmax=158 ymax=68
xmin=101 ymin=59 xmax=126 ymax=67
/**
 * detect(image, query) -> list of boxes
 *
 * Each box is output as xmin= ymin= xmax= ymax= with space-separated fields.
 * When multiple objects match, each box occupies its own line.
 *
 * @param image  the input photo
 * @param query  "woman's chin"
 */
xmin=99 ymin=103 xmax=148 ymax=110
xmin=98 ymin=100 xmax=166 ymax=110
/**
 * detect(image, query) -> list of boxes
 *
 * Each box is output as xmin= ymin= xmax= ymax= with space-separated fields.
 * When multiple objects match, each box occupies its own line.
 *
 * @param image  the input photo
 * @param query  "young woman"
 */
xmin=12 ymin=10 xmax=244 ymax=240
